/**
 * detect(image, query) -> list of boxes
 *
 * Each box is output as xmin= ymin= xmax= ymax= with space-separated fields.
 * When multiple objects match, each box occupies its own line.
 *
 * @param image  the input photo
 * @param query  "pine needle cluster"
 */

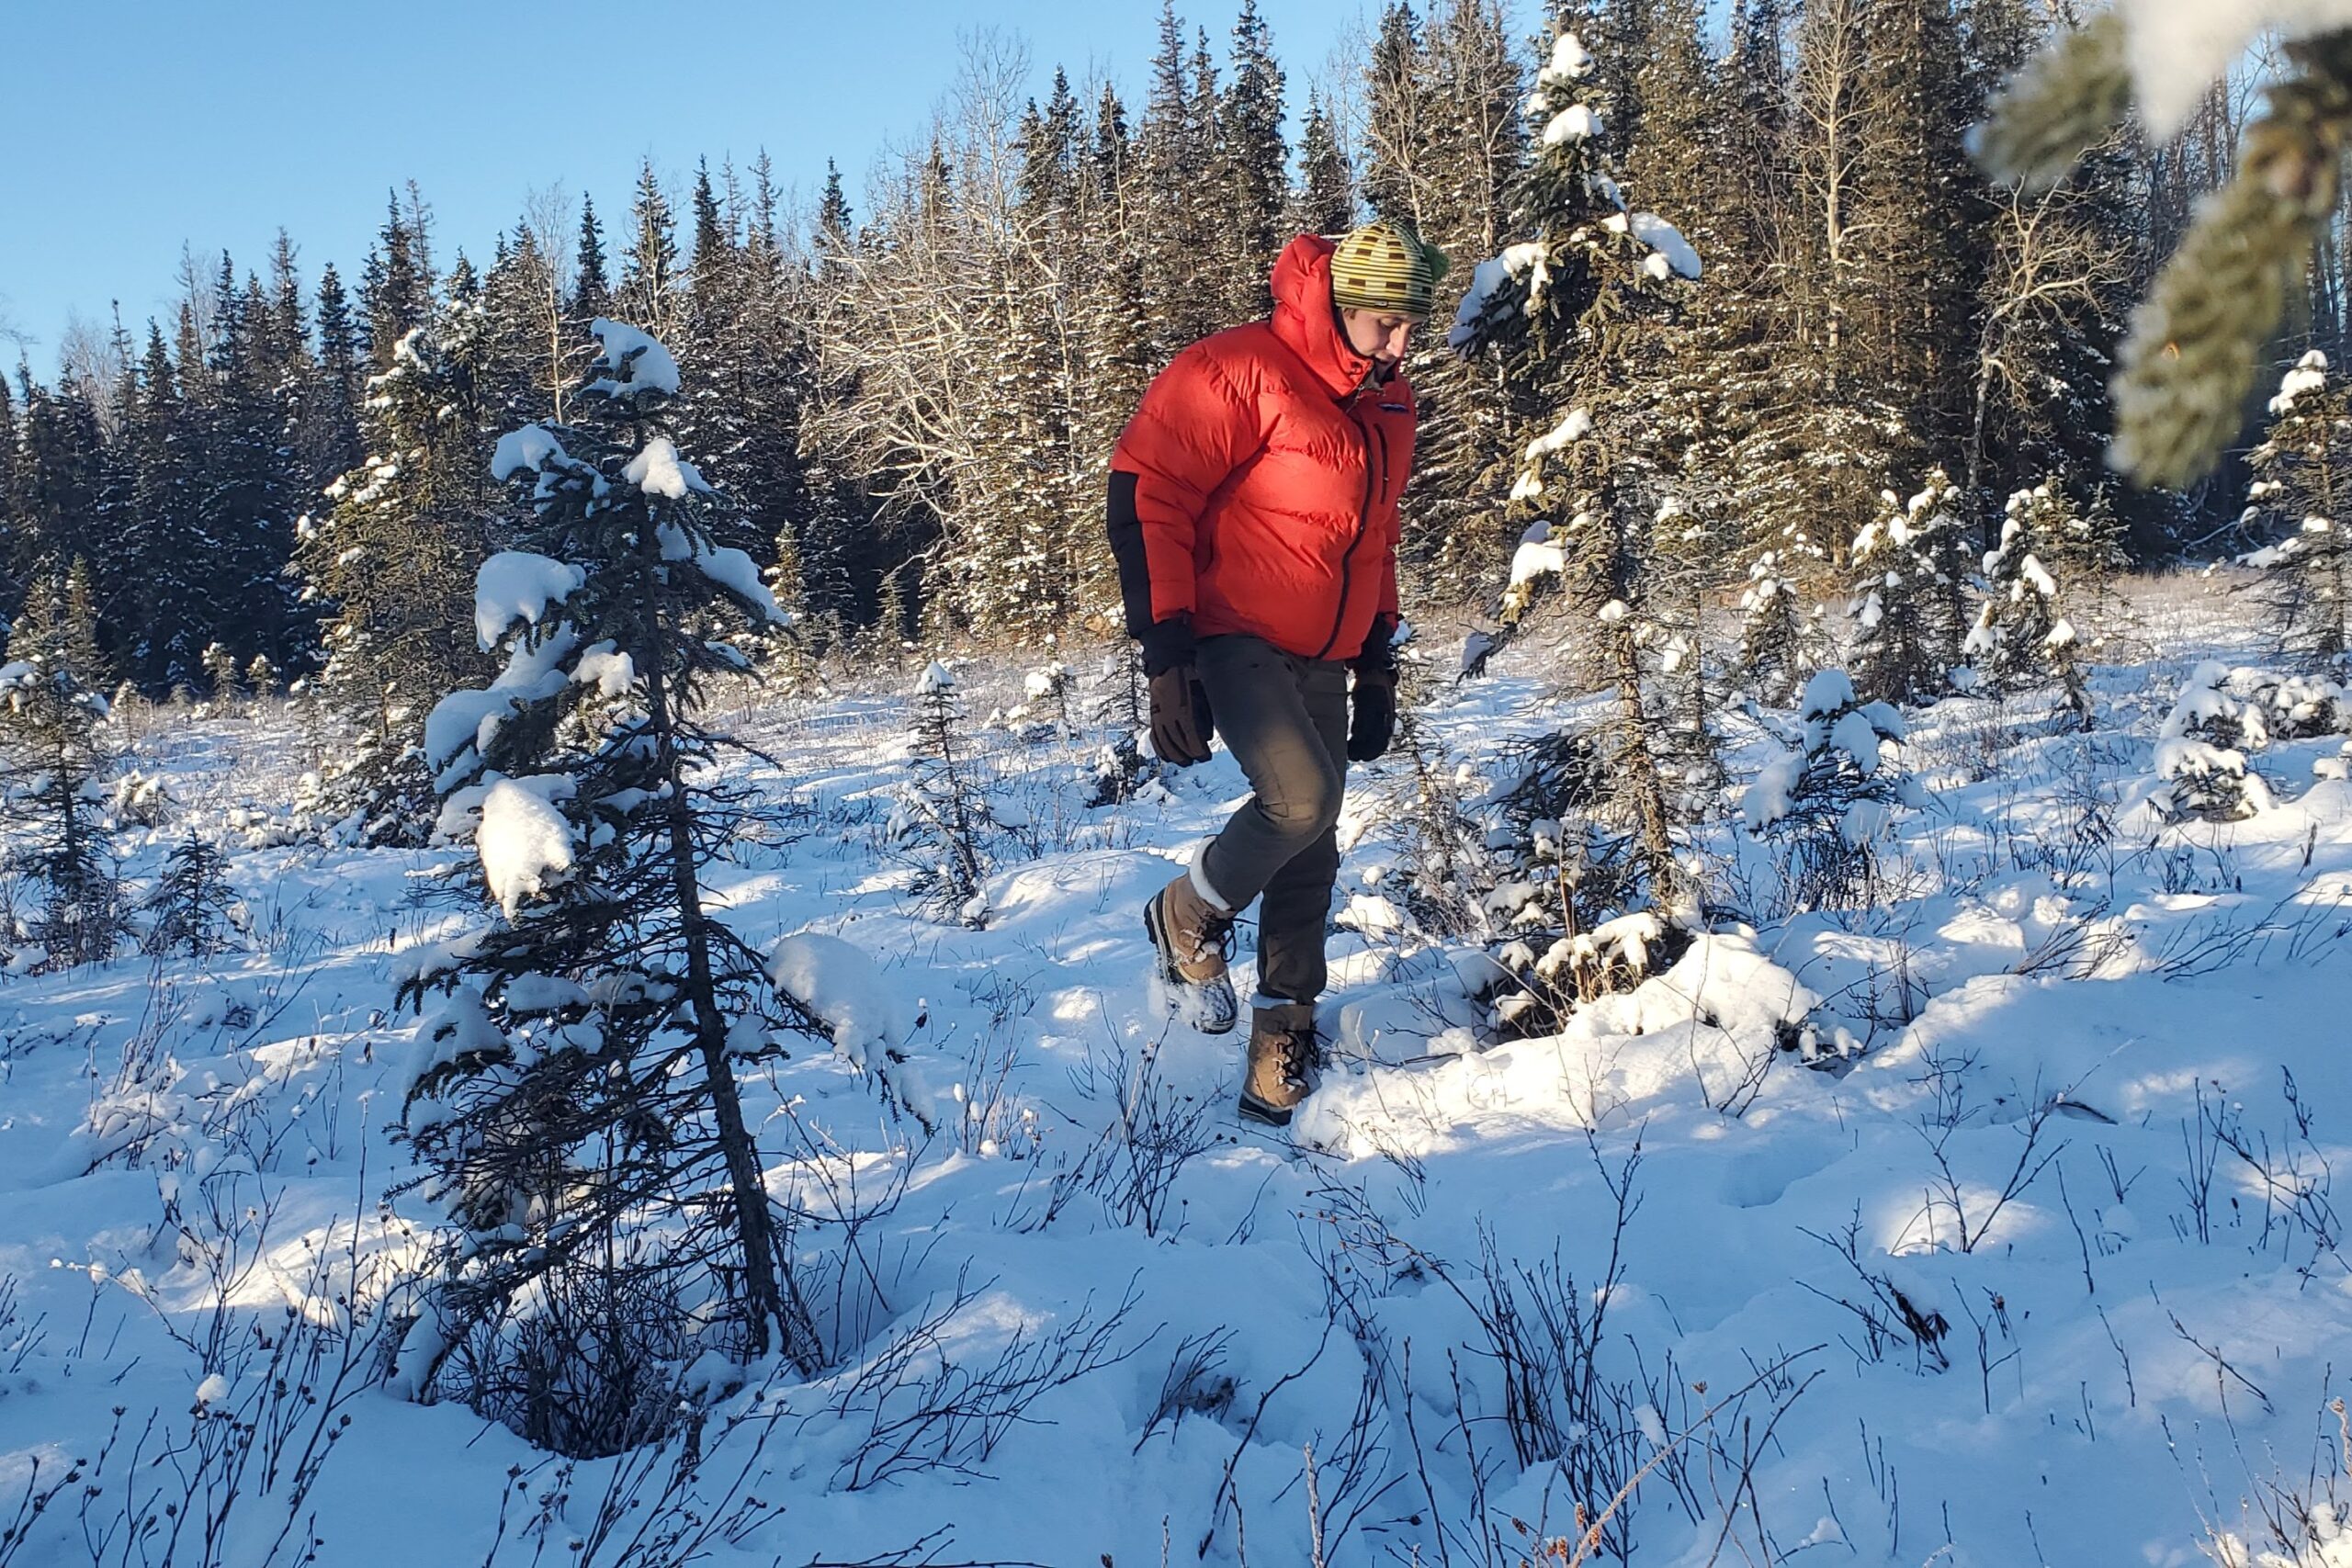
xmin=1983 ymin=24 xmax=2352 ymax=488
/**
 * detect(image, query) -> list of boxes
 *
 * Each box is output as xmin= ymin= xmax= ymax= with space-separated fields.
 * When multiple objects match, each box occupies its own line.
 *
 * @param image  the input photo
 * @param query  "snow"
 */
xmin=1508 ymin=536 xmax=1566 ymax=590
xmin=2271 ymin=350 xmax=2332 ymax=414
xmin=585 ymin=318 xmax=681 ymax=398
xmin=768 ymin=931 xmax=910 ymax=1068
xmin=2120 ymin=0 xmax=2352 ymax=141
xmin=422 ymin=624 xmax=580 ymax=782
xmin=472 ymin=551 xmax=584 ymax=650
xmin=1544 ymin=30 xmax=1596 ymax=83
xmin=1623 ymin=212 xmax=1702 ymax=279
xmin=623 ymin=437 xmax=709 ymax=501
xmin=1542 ymin=104 xmax=1602 ymax=145
xmin=697 ymin=546 xmax=788 ymax=624
xmin=475 ymin=776 xmax=575 ymax=918
xmin=1796 ymin=669 xmax=1853 ymax=719
xmin=9 ymin=581 xmax=2352 ymax=1568
xmin=1523 ymin=407 xmax=1592 ymax=462
xmin=489 ymin=423 xmax=566 ymax=480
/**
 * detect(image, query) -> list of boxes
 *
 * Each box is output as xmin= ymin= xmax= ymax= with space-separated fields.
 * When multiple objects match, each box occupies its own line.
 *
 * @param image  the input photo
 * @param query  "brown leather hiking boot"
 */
xmin=1145 ymin=863 xmax=1238 ymax=1034
xmin=1240 ymin=1000 xmax=1316 ymax=1126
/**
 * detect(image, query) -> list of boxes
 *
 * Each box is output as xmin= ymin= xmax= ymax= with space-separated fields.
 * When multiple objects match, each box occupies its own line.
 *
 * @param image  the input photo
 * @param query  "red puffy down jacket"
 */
xmin=1108 ymin=233 xmax=1414 ymax=666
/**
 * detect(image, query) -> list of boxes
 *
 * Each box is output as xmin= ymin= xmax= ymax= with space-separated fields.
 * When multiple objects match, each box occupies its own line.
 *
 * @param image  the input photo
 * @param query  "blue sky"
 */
xmin=0 ymin=0 xmax=1542 ymax=372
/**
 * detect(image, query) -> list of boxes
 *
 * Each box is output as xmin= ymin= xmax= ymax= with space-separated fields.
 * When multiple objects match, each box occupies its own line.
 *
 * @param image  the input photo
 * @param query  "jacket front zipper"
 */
xmin=1315 ymin=403 xmax=1380 ymax=660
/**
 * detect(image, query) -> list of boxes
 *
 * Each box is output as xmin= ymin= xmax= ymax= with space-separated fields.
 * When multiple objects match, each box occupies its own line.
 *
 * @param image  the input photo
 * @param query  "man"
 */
xmin=1106 ymin=220 xmax=1446 ymax=1126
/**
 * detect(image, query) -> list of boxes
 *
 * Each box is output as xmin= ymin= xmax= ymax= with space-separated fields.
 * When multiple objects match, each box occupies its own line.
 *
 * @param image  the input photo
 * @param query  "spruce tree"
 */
xmin=1290 ymin=87 xmax=1354 ymax=235
xmin=142 ymin=833 xmax=243 ymax=959
xmin=1363 ymin=3 xmax=1433 ymax=226
xmin=1966 ymin=480 xmax=2092 ymax=725
xmin=362 ymin=190 xmax=429 ymax=371
xmin=392 ymin=321 xmax=814 ymax=1446
xmin=0 ymin=656 xmax=123 ymax=972
xmin=618 ymin=160 xmax=681 ymax=340
xmin=2245 ymin=350 xmax=2352 ymax=670
xmin=1849 ymin=470 xmax=1967 ymax=705
xmin=310 ymin=263 xmax=365 ymax=487
xmin=1453 ymin=23 xmax=1705 ymax=910
xmin=296 ymin=295 xmax=497 ymax=843
xmin=571 ymin=193 xmax=612 ymax=323
xmin=1394 ymin=0 xmax=1526 ymax=600
xmin=1216 ymin=0 xmax=1287 ymax=322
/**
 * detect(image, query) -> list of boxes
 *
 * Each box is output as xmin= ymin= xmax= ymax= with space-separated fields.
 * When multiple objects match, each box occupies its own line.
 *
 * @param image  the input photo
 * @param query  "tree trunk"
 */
xmin=631 ymin=519 xmax=817 ymax=1374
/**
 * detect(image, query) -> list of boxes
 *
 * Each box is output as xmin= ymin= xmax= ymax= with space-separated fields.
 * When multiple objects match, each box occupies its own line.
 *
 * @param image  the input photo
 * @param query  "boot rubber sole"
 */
xmin=1237 ymin=1091 xmax=1297 ymax=1128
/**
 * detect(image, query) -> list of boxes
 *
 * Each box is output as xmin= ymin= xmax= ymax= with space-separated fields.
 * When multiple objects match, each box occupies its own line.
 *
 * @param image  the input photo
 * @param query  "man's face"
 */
xmin=1340 ymin=308 xmax=1418 ymax=371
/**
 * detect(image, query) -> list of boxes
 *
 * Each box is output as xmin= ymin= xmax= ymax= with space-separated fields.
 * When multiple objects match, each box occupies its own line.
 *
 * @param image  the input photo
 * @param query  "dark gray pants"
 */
xmin=1195 ymin=635 xmax=1350 ymax=1006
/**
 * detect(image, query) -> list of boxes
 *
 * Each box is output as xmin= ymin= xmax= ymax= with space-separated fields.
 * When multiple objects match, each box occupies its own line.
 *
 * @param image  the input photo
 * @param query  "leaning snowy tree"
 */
xmin=390 ymin=321 xmax=819 ymax=1456
xmin=2243 ymin=350 xmax=2352 ymax=670
xmin=1451 ymin=25 xmax=1705 ymax=910
xmin=1979 ymin=12 xmax=2352 ymax=487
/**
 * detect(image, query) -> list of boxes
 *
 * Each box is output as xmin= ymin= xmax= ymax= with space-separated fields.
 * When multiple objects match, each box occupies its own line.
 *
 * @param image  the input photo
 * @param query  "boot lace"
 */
xmin=1280 ymin=1028 xmax=1316 ymax=1088
xmin=1189 ymin=908 xmax=1238 ymax=966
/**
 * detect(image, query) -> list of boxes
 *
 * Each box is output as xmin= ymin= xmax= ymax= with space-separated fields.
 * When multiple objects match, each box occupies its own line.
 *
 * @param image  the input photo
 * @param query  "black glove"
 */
xmin=1148 ymin=666 xmax=1215 ymax=765
xmin=1348 ymin=614 xmax=1399 ymax=762
xmin=1347 ymin=666 xmax=1396 ymax=762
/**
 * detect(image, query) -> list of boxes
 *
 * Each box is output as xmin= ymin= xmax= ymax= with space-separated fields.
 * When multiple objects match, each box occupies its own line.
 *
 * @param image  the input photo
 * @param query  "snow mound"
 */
xmin=489 ymin=423 xmax=566 ymax=480
xmin=476 ymin=777 xmax=575 ymax=919
xmin=586 ymin=319 xmax=681 ymax=398
xmin=625 ymin=437 xmax=710 ymax=501
xmin=769 ymin=931 xmax=911 ymax=1067
xmin=1297 ymin=933 xmax=1823 ymax=1156
xmin=473 ymin=551 xmax=583 ymax=650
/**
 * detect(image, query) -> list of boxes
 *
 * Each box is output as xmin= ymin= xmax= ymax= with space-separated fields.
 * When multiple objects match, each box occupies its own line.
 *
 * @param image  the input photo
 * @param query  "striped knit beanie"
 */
xmin=1329 ymin=220 xmax=1451 ymax=320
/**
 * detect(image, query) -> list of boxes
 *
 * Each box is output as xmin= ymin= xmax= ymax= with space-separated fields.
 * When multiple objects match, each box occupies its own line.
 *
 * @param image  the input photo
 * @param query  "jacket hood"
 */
xmin=1270 ymin=234 xmax=1374 ymax=401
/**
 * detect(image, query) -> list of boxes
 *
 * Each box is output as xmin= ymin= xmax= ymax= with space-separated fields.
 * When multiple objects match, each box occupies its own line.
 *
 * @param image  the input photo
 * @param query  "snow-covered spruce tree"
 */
xmin=1085 ymin=644 xmax=1165 ymax=809
xmin=890 ymin=660 xmax=991 ymax=927
xmin=1651 ymin=500 xmax=1729 ymax=821
xmin=141 ymin=833 xmax=243 ymax=959
xmin=1738 ymin=542 xmax=1823 ymax=708
xmin=1385 ymin=642 xmax=1496 ymax=940
xmin=1450 ymin=25 xmax=1706 ymax=913
xmin=1849 ymin=471 xmax=1967 ymax=706
xmin=2142 ymin=660 xmax=2276 ymax=825
xmin=1743 ymin=670 xmax=1915 ymax=912
xmin=2244 ymin=350 xmax=2352 ymax=671
xmin=200 ymin=641 xmax=243 ymax=705
xmin=0 ymin=658 xmax=125 ymax=971
xmin=1965 ymin=481 xmax=2092 ymax=728
xmin=294 ymin=301 xmax=497 ymax=845
xmin=391 ymin=321 xmax=817 ymax=1452
xmin=3 ymin=558 xmax=107 ymax=690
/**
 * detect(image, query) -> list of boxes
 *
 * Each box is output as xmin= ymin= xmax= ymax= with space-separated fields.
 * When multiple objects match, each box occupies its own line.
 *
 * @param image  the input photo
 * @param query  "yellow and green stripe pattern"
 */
xmin=1329 ymin=220 xmax=1451 ymax=320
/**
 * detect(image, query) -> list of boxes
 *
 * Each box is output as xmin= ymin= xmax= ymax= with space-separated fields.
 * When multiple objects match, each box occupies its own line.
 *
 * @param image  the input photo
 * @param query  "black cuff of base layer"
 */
xmin=1353 ymin=614 xmax=1399 ymax=677
xmin=1139 ymin=614 xmax=1197 ymax=677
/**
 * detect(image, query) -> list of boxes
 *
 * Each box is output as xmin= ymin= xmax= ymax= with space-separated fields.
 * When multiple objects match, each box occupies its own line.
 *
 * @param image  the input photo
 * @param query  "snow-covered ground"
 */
xmin=1 ymin=574 xmax=2348 ymax=1567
